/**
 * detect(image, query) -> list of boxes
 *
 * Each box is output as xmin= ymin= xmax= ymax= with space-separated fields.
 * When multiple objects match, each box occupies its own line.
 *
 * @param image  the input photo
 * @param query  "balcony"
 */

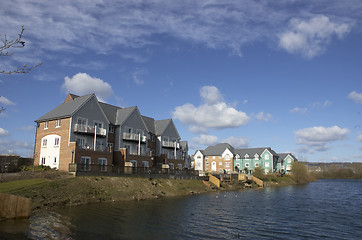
xmin=162 ymin=141 xmax=180 ymax=149
xmin=122 ymin=132 xmax=147 ymax=142
xmin=74 ymin=124 xmax=107 ymax=137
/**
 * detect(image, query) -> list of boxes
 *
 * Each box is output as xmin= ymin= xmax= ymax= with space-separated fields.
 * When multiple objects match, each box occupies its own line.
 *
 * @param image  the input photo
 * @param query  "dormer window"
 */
xmin=254 ymin=154 xmax=259 ymax=160
xmin=56 ymin=119 xmax=61 ymax=128
xmin=245 ymin=154 xmax=249 ymax=159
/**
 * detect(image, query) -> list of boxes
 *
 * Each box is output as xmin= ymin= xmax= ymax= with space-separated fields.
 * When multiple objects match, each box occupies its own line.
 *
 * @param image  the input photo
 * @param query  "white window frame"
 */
xmin=169 ymin=163 xmax=174 ymax=170
xmin=265 ymin=154 xmax=270 ymax=160
xmin=42 ymin=138 xmax=47 ymax=147
xmin=56 ymin=119 xmax=61 ymax=128
xmin=245 ymin=163 xmax=250 ymax=167
xmin=265 ymin=162 xmax=270 ymax=168
xmin=54 ymin=137 xmax=60 ymax=146
xmin=255 ymin=163 xmax=259 ymax=167
xmin=81 ymin=156 xmax=91 ymax=171
xmin=109 ymin=126 xmax=114 ymax=133
xmin=44 ymin=121 xmax=49 ymax=129
xmin=98 ymin=158 xmax=107 ymax=172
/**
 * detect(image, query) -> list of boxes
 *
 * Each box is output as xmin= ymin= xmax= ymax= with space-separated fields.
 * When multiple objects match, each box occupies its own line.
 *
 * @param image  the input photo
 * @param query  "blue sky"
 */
xmin=1 ymin=0 xmax=361 ymax=162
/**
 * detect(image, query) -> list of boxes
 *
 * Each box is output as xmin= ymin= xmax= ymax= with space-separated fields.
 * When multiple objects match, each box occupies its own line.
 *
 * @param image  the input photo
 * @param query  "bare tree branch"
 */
xmin=0 ymin=26 xmax=43 ymax=74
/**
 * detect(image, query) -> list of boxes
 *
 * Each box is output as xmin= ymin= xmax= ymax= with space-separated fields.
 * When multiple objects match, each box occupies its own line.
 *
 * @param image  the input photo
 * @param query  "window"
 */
xmin=245 ymin=154 xmax=249 ymax=159
xmin=98 ymin=158 xmax=107 ymax=171
xmin=54 ymin=137 xmax=60 ymax=146
xmin=265 ymin=154 xmax=270 ymax=160
xmin=44 ymin=121 xmax=49 ymax=129
xmin=225 ymin=154 xmax=231 ymax=160
xmin=245 ymin=163 xmax=250 ymax=167
xmin=54 ymin=157 xmax=57 ymax=163
xmin=169 ymin=163 xmax=174 ymax=170
xmin=125 ymin=144 xmax=131 ymax=154
xmin=177 ymin=164 xmax=182 ymax=170
xmin=108 ymin=142 xmax=113 ymax=150
xmin=81 ymin=156 xmax=91 ymax=171
xmin=287 ymin=159 xmax=291 ymax=163
xmin=254 ymin=154 xmax=259 ymax=160
xmin=41 ymin=157 xmax=46 ymax=165
xmin=56 ymin=119 xmax=61 ymax=128
xmin=42 ymin=139 xmax=47 ymax=147
xmin=255 ymin=163 xmax=259 ymax=167
xmin=76 ymin=138 xmax=86 ymax=148
xmin=265 ymin=162 xmax=270 ymax=168
xmin=225 ymin=162 xmax=230 ymax=168
xmin=219 ymin=162 xmax=222 ymax=166
xmin=109 ymin=126 xmax=114 ymax=133
xmin=142 ymin=161 xmax=149 ymax=169
xmin=212 ymin=156 xmax=215 ymax=159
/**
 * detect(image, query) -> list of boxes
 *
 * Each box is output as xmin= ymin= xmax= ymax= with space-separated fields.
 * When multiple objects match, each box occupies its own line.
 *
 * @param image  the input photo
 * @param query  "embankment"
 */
xmin=3 ymin=176 xmax=217 ymax=210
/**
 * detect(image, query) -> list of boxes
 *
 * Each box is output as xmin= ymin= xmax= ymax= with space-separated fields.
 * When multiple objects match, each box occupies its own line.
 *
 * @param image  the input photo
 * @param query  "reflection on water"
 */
xmin=0 ymin=179 xmax=361 ymax=239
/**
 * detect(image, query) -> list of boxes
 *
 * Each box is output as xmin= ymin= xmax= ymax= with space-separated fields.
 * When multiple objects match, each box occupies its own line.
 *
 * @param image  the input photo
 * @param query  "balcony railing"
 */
xmin=74 ymin=124 xmax=107 ymax=136
xmin=122 ymin=132 xmax=147 ymax=142
xmin=162 ymin=141 xmax=180 ymax=149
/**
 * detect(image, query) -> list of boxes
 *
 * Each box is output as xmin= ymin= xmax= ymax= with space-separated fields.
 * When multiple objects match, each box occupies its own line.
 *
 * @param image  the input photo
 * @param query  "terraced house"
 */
xmin=195 ymin=143 xmax=297 ymax=174
xmin=34 ymin=93 xmax=188 ymax=172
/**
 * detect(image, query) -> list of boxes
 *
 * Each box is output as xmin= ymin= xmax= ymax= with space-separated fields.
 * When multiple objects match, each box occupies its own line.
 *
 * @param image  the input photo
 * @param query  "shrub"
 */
xmin=253 ymin=166 xmax=265 ymax=179
xmin=291 ymin=162 xmax=314 ymax=183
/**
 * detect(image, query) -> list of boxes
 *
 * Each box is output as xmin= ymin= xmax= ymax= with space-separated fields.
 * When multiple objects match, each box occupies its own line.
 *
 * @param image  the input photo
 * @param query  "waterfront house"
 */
xmin=194 ymin=143 xmax=235 ymax=174
xmin=234 ymin=148 xmax=278 ymax=174
xmin=277 ymin=153 xmax=297 ymax=174
xmin=195 ymin=143 xmax=296 ymax=174
xmin=34 ymin=93 xmax=188 ymax=172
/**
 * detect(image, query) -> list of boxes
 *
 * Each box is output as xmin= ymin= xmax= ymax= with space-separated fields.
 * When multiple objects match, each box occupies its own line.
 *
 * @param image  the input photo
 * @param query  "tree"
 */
xmin=253 ymin=166 xmax=265 ymax=179
xmin=1 ymin=26 xmax=42 ymax=74
xmin=291 ymin=161 xmax=314 ymax=184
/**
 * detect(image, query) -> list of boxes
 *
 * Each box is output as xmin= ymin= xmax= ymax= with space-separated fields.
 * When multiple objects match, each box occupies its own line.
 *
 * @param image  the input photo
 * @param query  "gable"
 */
xmin=72 ymin=95 xmax=109 ymax=125
xmin=161 ymin=120 xmax=180 ymax=139
xmin=122 ymin=108 xmax=148 ymax=131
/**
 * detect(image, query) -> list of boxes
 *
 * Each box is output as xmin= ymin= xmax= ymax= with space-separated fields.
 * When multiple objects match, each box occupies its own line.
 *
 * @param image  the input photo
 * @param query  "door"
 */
xmin=211 ymin=161 xmax=216 ymax=171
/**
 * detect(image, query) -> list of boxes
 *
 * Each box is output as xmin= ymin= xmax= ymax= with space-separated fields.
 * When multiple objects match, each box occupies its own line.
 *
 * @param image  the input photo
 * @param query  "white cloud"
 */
xmin=279 ymin=15 xmax=351 ymax=58
xmin=290 ymin=107 xmax=308 ymax=114
xmin=17 ymin=125 xmax=35 ymax=132
xmin=312 ymin=100 xmax=332 ymax=108
xmin=295 ymin=126 xmax=349 ymax=152
xmin=0 ymin=139 xmax=34 ymax=156
xmin=222 ymin=136 xmax=250 ymax=148
xmin=172 ymin=86 xmax=250 ymax=133
xmin=0 ymin=96 xmax=16 ymax=106
xmin=192 ymin=134 xmax=218 ymax=146
xmin=348 ymin=91 xmax=362 ymax=104
xmin=132 ymin=68 xmax=146 ymax=85
xmin=253 ymin=112 xmax=272 ymax=122
xmin=0 ymin=128 xmax=9 ymax=137
xmin=357 ymin=134 xmax=362 ymax=142
xmin=62 ymin=73 xmax=113 ymax=102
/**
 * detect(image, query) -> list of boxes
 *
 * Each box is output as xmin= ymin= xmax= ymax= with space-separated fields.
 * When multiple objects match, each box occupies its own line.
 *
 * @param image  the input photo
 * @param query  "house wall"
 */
xmin=205 ymin=156 xmax=225 ymax=173
xmin=119 ymin=110 xmax=148 ymax=155
xmin=235 ymin=150 xmax=274 ymax=174
xmin=70 ymin=97 xmax=109 ymax=149
xmin=194 ymin=151 xmax=204 ymax=171
xmin=284 ymin=155 xmax=295 ymax=173
xmin=34 ymin=118 xmax=74 ymax=171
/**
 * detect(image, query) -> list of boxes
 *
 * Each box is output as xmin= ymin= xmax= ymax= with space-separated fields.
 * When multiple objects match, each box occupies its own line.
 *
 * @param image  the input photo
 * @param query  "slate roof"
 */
xmin=278 ymin=153 xmax=297 ymax=162
xmin=99 ymin=102 xmax=121 ymax=125
xmin=115 ymin=106 xmax=138 ymax=126
xmin=154 ymin=119 xmax=180 ymax=139
xmin=234 ymin=147 xmax=278 ymax=158
xmin=142 ymin=115 xmax=155 ymax=134
xmin=35 ymin=94 xmax=94 ymax=122
xmin=202 ymin=143 xmax=234 ymax=156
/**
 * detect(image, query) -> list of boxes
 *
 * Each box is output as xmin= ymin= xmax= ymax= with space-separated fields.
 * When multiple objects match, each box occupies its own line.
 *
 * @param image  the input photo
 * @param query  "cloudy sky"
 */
xmin=1 ymin=0 xmax=361 ymax=162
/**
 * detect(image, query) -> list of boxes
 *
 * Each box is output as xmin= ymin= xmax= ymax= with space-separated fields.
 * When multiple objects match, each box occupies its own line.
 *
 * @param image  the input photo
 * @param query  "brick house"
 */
xmin=34 ymin=93 xmax=188 ymax=172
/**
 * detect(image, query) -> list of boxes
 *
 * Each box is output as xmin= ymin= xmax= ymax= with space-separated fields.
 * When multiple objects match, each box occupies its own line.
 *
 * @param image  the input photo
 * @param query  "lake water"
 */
xmin=0 ymin=179 xmax=361 ymax=239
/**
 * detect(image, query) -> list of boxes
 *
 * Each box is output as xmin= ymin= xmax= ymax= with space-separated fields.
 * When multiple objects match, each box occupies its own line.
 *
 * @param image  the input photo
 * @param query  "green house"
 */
xmin=234 ymin=148 xmax=278 ymax=174
xmin=278 ymin=153 xmax=297 ymax=174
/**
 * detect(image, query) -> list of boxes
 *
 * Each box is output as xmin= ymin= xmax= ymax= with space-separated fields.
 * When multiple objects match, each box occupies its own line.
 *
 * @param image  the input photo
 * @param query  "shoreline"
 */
xmin=0 ymin=171 xmax=308 ymax=213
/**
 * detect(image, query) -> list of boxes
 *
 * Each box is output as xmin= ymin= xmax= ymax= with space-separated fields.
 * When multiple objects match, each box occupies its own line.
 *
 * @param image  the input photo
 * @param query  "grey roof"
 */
xmin=115 ymin=106 xmax=138 ymax=126
xmin=155 ymin=119 xmax=181 ymax=139
xmin=155 ymin=119 xmax=171 ymax=136
xmin=278 ymin=153 xmax=297 ymax=162
xmin=99 ymin=102 xmax=121 ymax=125
xmin=203 ymin=143 xmax=234 ymax=156
xmin=234 ymin=147 xmax=278 ymax=158
xmin=35 ymin=94 xmax=94 ymax=122
xmin=142 ymin=115 xmax=155 ymax=134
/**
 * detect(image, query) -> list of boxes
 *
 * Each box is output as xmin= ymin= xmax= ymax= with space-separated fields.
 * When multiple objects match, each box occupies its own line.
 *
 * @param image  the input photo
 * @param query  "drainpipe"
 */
xmin=94 ymin=125 xmax=97 ymax=151
xmin=174 ymin=140 xmax=176 ymax=159
xmin=138 ymin=133 xmax=141 ymax=155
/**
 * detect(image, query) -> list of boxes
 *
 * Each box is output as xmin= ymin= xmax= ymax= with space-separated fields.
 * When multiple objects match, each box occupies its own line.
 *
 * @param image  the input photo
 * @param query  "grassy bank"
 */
xmin=0 ymin=174 xmax=215 ymax=210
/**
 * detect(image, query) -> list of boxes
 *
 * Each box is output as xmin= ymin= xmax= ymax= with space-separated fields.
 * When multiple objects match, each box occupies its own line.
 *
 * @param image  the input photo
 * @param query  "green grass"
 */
xmin=0 ymin=178 xmax=48 ymax=193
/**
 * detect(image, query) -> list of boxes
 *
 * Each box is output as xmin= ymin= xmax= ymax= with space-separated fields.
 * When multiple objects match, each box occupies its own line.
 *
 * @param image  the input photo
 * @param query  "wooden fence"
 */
xmin=0 ymin=193 xmax=31 ymax=220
